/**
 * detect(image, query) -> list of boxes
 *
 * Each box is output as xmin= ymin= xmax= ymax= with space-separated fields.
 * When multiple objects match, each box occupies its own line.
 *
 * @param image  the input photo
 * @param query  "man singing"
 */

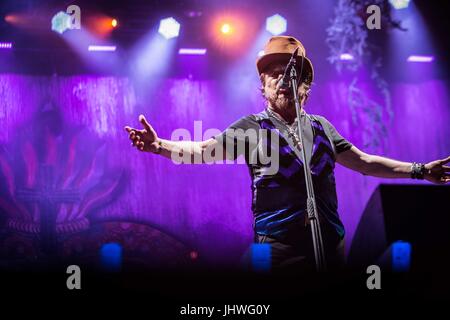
xmin=124 ymin=36 xmax=450 ymax=271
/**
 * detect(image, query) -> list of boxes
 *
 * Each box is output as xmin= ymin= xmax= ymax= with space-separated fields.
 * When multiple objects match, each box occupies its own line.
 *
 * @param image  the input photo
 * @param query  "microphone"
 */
xmin=276 ymin=47 xmax=300 ymax=91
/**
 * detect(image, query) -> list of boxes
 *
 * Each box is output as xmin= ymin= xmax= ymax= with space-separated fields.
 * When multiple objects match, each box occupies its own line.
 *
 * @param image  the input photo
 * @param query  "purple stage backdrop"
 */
xmin=0 ymin=73 xmax=449 ymax=265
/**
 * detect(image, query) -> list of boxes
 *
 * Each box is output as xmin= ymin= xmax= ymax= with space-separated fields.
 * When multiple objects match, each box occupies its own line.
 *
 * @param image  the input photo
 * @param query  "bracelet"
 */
xmin=411 ymin=162 xmax=425 ymax=179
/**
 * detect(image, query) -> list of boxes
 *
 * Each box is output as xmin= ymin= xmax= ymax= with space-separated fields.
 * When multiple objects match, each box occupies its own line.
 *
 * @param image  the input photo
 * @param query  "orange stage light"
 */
xmin=220 ymin=23 xmax=232 ymax=34
xmin=209 ymin=11 xmax=257 ymax=57
xmin=85 ymin=15 xmax=116 ymax=37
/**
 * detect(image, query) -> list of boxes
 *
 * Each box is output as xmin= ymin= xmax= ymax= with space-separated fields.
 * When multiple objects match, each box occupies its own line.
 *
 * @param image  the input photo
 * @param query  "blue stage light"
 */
xmin=266 ymin=14 xmax=287 ymax=36
xmin=100 ymin=242 xmax=123 ymax=272
xmin=158 ymin=17 xmax=180 ymax=39
xmin=389 ymin=0 xmax=411 ymax=10
xmin=392 ymin=241 xmax=411 ymax=272
xmin=251 ymin=243 xmax=271 ymax=272
xmin=51 ymin=11 xmax=71 ymax=34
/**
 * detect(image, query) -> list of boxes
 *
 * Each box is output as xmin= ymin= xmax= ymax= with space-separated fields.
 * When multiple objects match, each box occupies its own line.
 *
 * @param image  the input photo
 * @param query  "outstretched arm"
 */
xmin=124 ymin=114 xmax=222 ymax=163
xmin=153 ymin=138 xmax=220 ymax=163
xmin=336 ymin=146 xmax=450 ymax=184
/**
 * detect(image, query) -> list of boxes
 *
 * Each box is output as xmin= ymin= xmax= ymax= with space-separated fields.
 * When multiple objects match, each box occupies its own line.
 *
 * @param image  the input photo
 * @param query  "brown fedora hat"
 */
xmin=256 ymin=36 xmax=314 ymax=84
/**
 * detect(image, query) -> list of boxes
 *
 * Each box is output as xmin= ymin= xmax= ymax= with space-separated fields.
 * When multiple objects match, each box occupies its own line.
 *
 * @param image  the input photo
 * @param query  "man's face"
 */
xmin=261 ymin=62 xmax=307 ymax=111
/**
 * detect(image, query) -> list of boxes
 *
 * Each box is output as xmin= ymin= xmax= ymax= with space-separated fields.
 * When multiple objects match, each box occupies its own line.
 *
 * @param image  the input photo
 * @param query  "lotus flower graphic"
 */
xmin=0 ymin=101 xmax=125 ymax=255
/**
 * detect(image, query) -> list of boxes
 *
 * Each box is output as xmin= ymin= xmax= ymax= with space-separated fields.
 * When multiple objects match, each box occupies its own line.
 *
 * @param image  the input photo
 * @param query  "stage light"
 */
xmin=407 ymin=55 xmax=434 ymax=63
xmin=158 ymin=17 xmax=180 ymax=39
xmin=340 ymin=53 xmax=354 ymax=60
xmin=111 ymin=18 xmax=118 ymax=28
xmin=189 ymin=251 xmax=199 ymax=260
xmin=4 ymin=15 xmax=18 ymax=24
xmin=221 ymin=23 xmax=232 ymax=34
xmin=178 ymin=48 xmax=207 ymax=55
xmin=88 ymin=45 xmax=117 ymax=52
xmin=0 ymin=42 xmax=13 ymax=49
xmin=392 ymin=241 xmax=411 ymax=272
xmin=100 ymin=243 xmax=122 ymax=272
xmin=251 ymin=244 xmax=271 ymax=272
xmin=51 ymin=11 xmax=71 ymax=34
xmin=389 ymin=0 xmax=410 ymax=10
xmin=266 ymin=14 xmax=287 ymax=36
xmin=209 ymin=12 xmax=257 ymax=56
xmin=5 ymin=13 xmax=32 ymax=28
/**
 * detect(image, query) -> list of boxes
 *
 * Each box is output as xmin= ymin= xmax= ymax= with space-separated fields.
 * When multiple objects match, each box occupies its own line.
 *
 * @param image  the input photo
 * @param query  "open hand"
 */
xmin=424 ymin=156 xmax=450 ymax=184
xmin=124 ymin=115 xmax=160 ymax=153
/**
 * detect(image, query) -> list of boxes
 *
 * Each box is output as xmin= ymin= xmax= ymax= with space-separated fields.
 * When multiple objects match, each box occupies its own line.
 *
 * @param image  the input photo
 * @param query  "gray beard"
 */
xmin=268 ymin=95 xmax=295 ymax=111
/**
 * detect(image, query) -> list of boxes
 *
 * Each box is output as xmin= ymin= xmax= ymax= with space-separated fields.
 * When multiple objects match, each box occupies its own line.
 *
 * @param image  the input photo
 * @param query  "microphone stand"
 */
xmin=287 ymin=53 xmax=327 ymax=272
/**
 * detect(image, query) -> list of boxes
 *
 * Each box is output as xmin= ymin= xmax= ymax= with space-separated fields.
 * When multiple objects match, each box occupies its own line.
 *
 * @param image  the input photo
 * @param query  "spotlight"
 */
xmin=88 ymin=45 xmax=117 ymax=52
xmin=209 ymin=12 xmax=256 ymax=56
xmin=392 ymin=241 xmax=411 ymax=272
xmin=266 ymin=14 xmax=287 ymax=36
xmin=4 ymin=15 xmax=18 ymax=24
xmin=340 ymin=53 xmax=354 ymax=61
xmin=100 ymin=243 xmax=122 ymax=272
xmin=158 ymin=17 xmax=180 ymax=39
xmin=0 ymin=42 xmax=13 ymax=49
xmin=389 ymin=0 xmax=410 ymax=10
xmin=178 ymin=48 xmax=207 ymax=55
xmin=221 ymin=23 xmax=232 ymax=35
xmin=407 ymin=55 xmax=434 ymax=63
xmin=189 ymin=251 xmax=199 ymax=260
xmin=51 ymin=11 xmax=71 ymax=34
xmin=111 ymin=18 xmax=118 ymax=28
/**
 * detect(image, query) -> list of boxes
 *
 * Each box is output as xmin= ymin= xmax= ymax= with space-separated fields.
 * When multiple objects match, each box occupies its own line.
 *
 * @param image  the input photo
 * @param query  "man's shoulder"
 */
xmin=308 ymin=114 xmax=334 ymax=127
xmin=308 ymin=113 xmax=326 ymax=121
xmin=248 ymin=110 xmax=270 ymax=122
xmin=234 ymin=111 xmax=267 ymax=125
xmin=226 ymin=113 xmax=261 ymax=131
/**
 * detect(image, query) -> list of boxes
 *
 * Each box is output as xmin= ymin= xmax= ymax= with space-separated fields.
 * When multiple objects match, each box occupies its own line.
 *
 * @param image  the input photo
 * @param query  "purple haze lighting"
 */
xmin=178 ymin=48 xmax=207 ymax=55
xmin=0 ymin=42 xmax=13 ymax=49
xmin=88 ymin=45 xmax=117 ymax=52
xmin=407 ymin=55 xmax=434 ymax=63
xmin=340 ymin=53 xmax=354 ymax=61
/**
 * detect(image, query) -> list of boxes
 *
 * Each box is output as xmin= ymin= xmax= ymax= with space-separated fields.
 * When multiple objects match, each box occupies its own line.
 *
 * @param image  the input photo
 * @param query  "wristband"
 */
xmin=411 ymin=162 xmax=425 ymax=180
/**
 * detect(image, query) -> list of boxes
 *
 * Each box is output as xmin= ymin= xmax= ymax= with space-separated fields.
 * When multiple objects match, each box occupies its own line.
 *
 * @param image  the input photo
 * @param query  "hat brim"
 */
xmin=257 ymin=53 xmax=314 ymax=84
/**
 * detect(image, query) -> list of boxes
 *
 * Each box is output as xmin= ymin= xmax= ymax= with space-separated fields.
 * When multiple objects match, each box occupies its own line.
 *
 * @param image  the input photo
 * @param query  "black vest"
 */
xmin=247 ymin=110 xmax=345 ymax=240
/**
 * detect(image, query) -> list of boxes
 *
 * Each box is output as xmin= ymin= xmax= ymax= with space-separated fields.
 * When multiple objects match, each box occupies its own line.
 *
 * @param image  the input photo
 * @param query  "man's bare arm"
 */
xmin=337 ymin=146 xmax=450 ymax=184
xmin=124 ymin=115 xmax=225 ymax=163
xmin=155 ymin=138 xmax=223 ymax=163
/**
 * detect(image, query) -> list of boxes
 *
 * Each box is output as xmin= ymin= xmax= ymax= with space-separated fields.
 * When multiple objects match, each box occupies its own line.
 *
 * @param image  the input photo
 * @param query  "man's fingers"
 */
xmin=139 ymin=114 xmax=152 ymax=131
xmin=136 ymin=141 xmax=144 ymax=151
xmin=440 ymin=155 xmax=450 ymax=164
